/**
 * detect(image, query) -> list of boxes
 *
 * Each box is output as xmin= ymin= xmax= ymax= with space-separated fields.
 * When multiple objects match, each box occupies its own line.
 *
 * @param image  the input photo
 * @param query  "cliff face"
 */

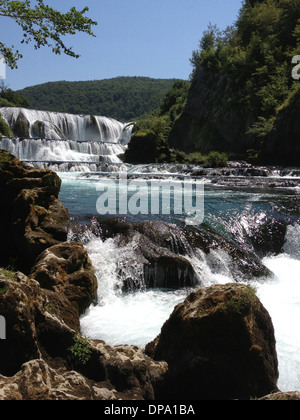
xmin=169 ymin=67 xmax=300 ymax=164
xmin=168 ymin=67 xmax=256 ymax=158
xmin=264 ymin=89 xmax=300 ymax=164
xmin=168 ymin=0 xmax=300 ymax=165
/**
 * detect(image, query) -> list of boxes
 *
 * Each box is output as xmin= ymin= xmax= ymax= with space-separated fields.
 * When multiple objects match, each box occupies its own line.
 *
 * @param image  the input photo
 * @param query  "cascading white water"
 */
xmin=79 ymin=232 xmax=191 ymax=347
xmin=0 ymin=107 xmax=134 ymax=170
xmin=0 ymin=107 xmax=132 ymax=143
xmin=257 ymin=224 xmax=300 ymax=392
xmin=0 ymin=138 xmax=125 ymax=163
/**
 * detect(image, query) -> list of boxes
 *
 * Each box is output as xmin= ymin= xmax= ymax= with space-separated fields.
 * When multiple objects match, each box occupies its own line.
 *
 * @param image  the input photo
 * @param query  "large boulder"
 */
xmin=0 ymin=150 xmax=70 ymax=272
xmin=146 ymin=283 xmax=279 ymax=400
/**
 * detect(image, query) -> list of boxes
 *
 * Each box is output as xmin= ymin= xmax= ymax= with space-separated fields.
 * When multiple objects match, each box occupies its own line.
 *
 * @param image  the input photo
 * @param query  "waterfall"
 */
xmin=0 ymin=107 xmax=134 ymax=171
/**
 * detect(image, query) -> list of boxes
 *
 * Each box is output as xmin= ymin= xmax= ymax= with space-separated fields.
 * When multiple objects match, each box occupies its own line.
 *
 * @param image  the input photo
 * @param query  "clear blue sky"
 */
xmin=0 ymin=0 xmax=243 ymax=91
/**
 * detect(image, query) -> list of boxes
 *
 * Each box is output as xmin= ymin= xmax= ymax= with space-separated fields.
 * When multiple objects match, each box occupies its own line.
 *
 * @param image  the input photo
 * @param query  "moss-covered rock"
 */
xmin=124 ymin=131 xmax=157 ymax=164
xmin=30 ymin=242 xmax=98 ymax=315
xmin=12 ymin=111 xmax=30 ymax=137
xmin=146 ymin=283 xmax=279 ymax=400
xmin=0 ymin=115 xmax=13 ymax=137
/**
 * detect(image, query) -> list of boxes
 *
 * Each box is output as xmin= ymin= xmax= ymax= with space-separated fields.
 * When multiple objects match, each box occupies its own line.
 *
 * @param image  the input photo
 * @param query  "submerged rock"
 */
xmin=146 ymin=283 xmax=279 ymax=400
xmin=99 ymin=218 xmax=199 ymax=290
xmin=95 ymin=218 xmax=271 ymax=291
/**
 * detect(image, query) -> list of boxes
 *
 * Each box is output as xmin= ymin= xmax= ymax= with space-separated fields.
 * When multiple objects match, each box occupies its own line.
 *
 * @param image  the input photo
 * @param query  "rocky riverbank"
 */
xmin=0 ymin=150 xmax=299 ymax=400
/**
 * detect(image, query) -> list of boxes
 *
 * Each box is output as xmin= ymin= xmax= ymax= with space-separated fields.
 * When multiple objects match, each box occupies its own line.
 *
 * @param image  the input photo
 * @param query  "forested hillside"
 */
xmin=17 ymin=77 xmax=182 ymax=122
xmin=169 ymin=0 xmax=300 ymax=165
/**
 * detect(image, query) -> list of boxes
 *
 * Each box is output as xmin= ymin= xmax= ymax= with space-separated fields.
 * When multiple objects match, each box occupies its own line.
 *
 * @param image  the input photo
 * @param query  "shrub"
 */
xmin=188 ymin=152 xmax=205 ymax=164
xmin=68 ymin=334 xmax=92 ymax=367
xmin=175 ymin=151 xmax=187 ymax=163
xmin=205 ymin=151 xmax=228 ymax=168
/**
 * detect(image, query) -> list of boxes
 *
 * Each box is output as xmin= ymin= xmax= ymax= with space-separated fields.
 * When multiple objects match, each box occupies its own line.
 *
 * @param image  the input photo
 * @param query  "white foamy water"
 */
xmin=80 ymin=235 xmax=190 ymax=347
xmin=80 ymin=224 xmax=300 ymax=392
xmin=81 ymin=289 xmax=188 ymax=347
xmin=256 ymin=225 xmax=300 ymax=392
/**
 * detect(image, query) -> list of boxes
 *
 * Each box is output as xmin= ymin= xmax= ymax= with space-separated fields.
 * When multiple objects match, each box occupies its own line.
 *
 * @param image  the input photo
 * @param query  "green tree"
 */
xmin=0 ymin=80 xmax=30 ymax=107
xmin=0 ymin=0 xmax=97 ymax=69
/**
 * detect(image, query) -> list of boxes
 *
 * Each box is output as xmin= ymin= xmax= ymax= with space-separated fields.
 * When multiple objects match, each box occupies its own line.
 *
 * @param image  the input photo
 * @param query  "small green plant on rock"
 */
xmin=68 ymin=334 xmax=92 ymax=368
xmin=0 ymin=268 xmax=15 ymax=281
xmin=224 ymin=286 xmax=257 ymax=315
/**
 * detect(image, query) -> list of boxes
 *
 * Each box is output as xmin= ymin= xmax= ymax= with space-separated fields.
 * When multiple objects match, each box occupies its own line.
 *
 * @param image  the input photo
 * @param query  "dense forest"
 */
xmin=17 ymin=77 xmax=182 ymax=121
xmin=169 ymin=0 xmax=300 ymax=164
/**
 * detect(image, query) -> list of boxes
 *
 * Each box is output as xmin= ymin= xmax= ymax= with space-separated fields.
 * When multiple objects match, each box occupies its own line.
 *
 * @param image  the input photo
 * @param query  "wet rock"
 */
xmin=99 ymin=219 xmax=199 ymax=290
xmin=12 ymin=111 xmax=30 ymax=138
xmin=184 ymin=223 xmax=272 ymax=279
xmin=244 ymin=216 xmax=287 ymax=258
xmin=146 ymin=283 xmax=279 ymax=400
xmin=96 ymin=219 xmax=270 ymax=291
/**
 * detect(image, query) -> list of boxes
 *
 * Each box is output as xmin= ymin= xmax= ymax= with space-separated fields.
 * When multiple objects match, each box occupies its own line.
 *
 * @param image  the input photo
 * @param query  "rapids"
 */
xmin=59 ymin=172 xmax=300 ymax=392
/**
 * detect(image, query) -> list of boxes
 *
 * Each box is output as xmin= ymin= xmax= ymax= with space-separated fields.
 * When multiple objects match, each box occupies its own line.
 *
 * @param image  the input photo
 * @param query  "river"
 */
xmin=58 ymin=170 xmax=300 ymax=393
